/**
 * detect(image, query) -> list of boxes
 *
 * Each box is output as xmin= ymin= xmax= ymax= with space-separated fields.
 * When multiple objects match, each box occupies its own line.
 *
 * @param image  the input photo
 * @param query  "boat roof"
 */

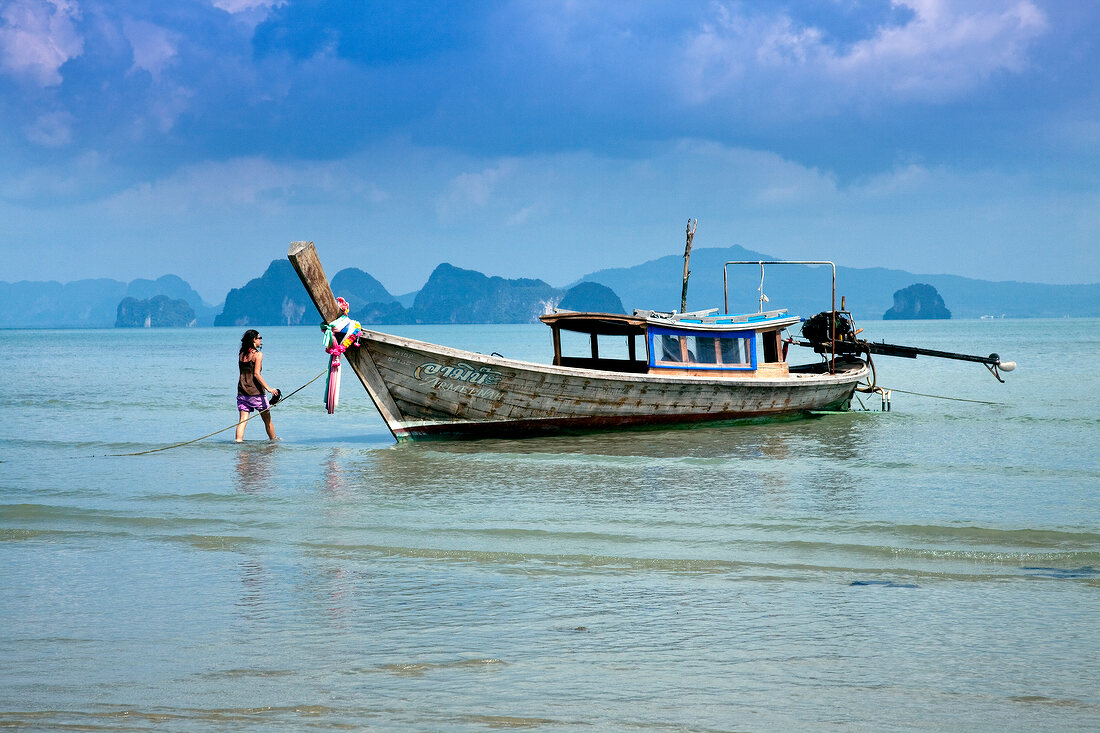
xmin=541 ymin=308 xmax=801 ymax=335
xmin=539 ymin=311 xmax=648 ymax=336
xmin=639 ymin=308 xmax=801 ymax=332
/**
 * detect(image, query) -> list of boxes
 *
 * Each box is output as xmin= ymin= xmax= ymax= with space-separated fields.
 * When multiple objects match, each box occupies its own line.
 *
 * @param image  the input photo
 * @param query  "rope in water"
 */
xmin=105 ymin=368 xmax=328 ymax=457
xmin=875 ymin=386 xmax=1006 ymax=406
xmin=92 ymin=368 xmax=1000 ymax=456
xmin=847 ymin=351 xmax=1005 ymax=407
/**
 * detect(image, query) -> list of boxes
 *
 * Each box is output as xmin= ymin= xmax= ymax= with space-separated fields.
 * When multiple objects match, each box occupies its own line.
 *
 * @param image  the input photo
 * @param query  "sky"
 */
xmin=0 ymin=0 xmax=1097 ymax=303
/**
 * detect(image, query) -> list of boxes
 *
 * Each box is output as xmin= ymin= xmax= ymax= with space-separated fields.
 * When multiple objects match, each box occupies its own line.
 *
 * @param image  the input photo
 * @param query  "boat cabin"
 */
xmin=539 ymin=308 xmax=801 ymax=378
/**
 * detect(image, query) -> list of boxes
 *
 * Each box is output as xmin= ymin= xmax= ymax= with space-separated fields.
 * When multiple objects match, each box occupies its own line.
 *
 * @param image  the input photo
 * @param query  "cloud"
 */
xmin=99 ymin=155 xmax=391 ymax=216
xmin=122 ymin=17 xmax=178 ymax=80
xmin=3 ymin=137 xmax=1097 ymax=300
xmin=0 ymin=149 xmax=105 ymax=200
xmin=0 ymin=0 xmax=83 ymax=86
xmin=680 ymin=0 xmax=1049 ymax=106
xmin=436 ymin=162 xmax=518 ymax=220
xmin=834 ymin=0 xmax=1049 ymax=98
xmin=506 ymin=204 xmax=538 ymax=227
xmin=210 ymin=0 xmax=283 ymax=12
xmin=24 ymin=109 xmax=73 ymax=146
xmin=209 ymin=0 xmax=286 ymax=31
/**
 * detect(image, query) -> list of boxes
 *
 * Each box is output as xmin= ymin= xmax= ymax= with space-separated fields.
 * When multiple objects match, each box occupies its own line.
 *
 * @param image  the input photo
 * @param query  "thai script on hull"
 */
xmin=415 ymin=361 xmax=504 ymax=386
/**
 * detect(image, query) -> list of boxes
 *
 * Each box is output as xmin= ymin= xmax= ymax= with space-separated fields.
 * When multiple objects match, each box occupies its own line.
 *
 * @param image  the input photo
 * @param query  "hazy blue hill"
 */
xmin=214 ymin=260 xmax=313 ymax=327
xmin=0 ymin=274 xmax=218 ymax=328
xmin=575 ymin=244 xmax=777 ymax=314
xmin=559 ymin=281 xmax=625 ymax=313
xmin=0 ymin=278 xmax=125 ymax=327
xmin=412 ymin=263 xmax=560 ymax=323
xmin=213 ymin=262 xmax=412 ymax=326
xmin=330 ymin=268 xmax=397 ymax=312
xmin=10 ymin=249 xmax=1098 ymax=328
xmin=356 ymin=301 xmax=415 ymax=324
xmin=116 ymin=295 xmax=197 ymax=327
xmin=884 ymin=283 xmax=951 ymax=319
xmin=125 ymin=275 xmax=218 ymax=324
xmin=575 ymin=245 xmax=1100 ymax=319
xmin=906 ymin=275 xmax=1100 ymax=319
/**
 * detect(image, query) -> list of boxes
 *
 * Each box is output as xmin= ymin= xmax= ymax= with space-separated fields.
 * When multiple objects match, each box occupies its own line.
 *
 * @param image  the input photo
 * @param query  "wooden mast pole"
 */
xmin=287 ymin=240 xmax=341 ymax=321
xmin=287 ymin=240 xmax=405 ymax=439
xmin=680 ymin=219 xmax=697 ymax=313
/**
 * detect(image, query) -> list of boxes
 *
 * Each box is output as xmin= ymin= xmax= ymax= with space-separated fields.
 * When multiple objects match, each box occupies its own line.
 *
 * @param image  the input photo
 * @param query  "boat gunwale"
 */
xmin=360 ymin=327 xmax=869 ymax=387
xmin=539 ymin=310 xmax=801 ymax=333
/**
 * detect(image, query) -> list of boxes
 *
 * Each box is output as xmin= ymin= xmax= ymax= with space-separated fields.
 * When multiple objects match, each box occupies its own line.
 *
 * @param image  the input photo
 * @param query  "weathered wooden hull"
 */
xmin=343 ymin=329 xmax=869 ymax=441
xmin=287 ymin=239 xmax=869 ymax=442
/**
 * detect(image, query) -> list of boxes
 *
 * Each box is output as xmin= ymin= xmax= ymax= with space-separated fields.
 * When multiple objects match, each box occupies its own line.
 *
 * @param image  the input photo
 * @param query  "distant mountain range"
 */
xmin=2 ymin=246 xmax=1097 ymax=328
xmin=0 ymin=274 xmax=219 ymax=328
xmin=575 ymin=245 xmax=1100 ymax=320
xmin=212 ymin=260 xmax=624 ymax=327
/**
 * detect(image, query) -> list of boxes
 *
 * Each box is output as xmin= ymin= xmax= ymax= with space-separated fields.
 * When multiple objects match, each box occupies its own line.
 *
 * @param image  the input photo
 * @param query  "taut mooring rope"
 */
xmin=104 ymin=368 xmax=328 ymax=457
xmin=875 ymin=386 xmax=1006 ymax=406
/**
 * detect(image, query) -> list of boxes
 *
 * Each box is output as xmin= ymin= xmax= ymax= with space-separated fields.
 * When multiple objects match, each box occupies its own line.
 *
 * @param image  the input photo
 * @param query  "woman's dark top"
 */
xmin=238 ymin=353 xmax=263 ymax=396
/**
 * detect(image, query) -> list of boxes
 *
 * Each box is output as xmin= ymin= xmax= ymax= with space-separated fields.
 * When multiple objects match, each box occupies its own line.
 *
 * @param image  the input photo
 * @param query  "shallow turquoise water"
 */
xmin=1 ymin=320 xmax=1098 ymax=731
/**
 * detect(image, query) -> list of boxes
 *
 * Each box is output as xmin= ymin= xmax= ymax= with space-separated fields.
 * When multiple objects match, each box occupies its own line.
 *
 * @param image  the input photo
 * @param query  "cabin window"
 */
xmin=761 ymin=330 xmax=782 ymax=363
xmin=659 ymin=334 xmax=684 ymax=362
xmin=550 ymin=325 xmax=648 ymax=373
xmin=648 ymin=327 xmax=755 ymax=370
xmin=693 ymin=336 xmax=717 ymax=363
xmin=594 ymin=333 xmax=634 ymax=360
xmin=720 ymin=336 xmax=749 ymax=365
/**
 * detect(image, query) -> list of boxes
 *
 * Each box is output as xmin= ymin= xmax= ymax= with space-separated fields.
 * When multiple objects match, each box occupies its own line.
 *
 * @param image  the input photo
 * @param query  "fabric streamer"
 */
xmin=324 ymin=353 xmax=342 ymax=414
xmin=320 ymin=297 xmax=362 ymax=414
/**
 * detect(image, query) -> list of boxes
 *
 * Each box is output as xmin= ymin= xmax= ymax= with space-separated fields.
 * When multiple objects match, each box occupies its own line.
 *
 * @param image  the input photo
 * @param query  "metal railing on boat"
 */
xmin=723 ymin=260 xmax=837 ymax=372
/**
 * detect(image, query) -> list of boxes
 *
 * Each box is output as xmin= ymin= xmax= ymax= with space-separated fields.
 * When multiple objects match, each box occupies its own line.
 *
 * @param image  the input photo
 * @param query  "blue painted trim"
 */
xmin=646 ymin=326 xmax=757 ymax=371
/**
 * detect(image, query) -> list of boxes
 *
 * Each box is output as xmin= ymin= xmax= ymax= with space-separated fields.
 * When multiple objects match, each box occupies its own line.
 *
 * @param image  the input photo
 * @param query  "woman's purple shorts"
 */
xmin=237 ymin=394 xmax=269 ymax=412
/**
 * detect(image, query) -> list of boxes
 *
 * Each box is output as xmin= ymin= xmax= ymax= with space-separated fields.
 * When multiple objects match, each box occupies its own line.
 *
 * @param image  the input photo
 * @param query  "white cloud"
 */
xmin=6 ymin=139 xmax=1094 ymax=291
xmin=835 ymin=0 xmax=1048 ymax=98
xmin=436 ymin=161 xmax=518 ymax=220
xmin=210 ymin=0 xmax=283 ymax=12
xmin=0 ymin=149 xmax=103 ymax=199
xmin=0 ymin=0 xmax=83 ymax=86
xmin=681 ymin=0 xmax=1049 ymax=106
xmin=157 ymin=87 xmax=193 ymax=132
xmin=209 ymin=0 xmax=286 ymax=29
xmin=506 ymin=204 xmax=538 ymax=227
xmin=100 ymin=156 xmax=391 ymax=216
xmin=24 ymin=109 xmax=73 ymax=146
xmin=122 ymin=17 xmax=178 ymax=81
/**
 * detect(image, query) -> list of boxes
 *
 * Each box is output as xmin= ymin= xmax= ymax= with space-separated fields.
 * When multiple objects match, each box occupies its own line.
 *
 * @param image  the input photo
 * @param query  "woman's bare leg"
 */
xmin=235 ymin=410 xmax=249 ymax=442
xmin=260 ymin=410 xmax=278 ymax=440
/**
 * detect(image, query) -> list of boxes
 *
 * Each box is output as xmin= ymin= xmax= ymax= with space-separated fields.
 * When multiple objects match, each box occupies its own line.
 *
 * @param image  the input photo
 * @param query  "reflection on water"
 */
xmin=4 ymin=323 xmax=1099 ymax=732
xmin=236 ymin=557 xmax=267 ymax=621
xmin=321 ymin=447 xmax=352 ymax=497
xmin=323 ymin=565 xmax=353 ymax=627
xmin=357 ymin=414 xmax=871 ymax=512
xmin=381 ymin=412 xmax=871 ymax=461
xmin=234 ymin=444 xmax=277 ymax=494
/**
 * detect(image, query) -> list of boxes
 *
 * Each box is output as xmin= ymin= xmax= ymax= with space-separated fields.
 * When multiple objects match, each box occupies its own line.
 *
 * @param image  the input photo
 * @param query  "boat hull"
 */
xmin=344 ymin=329 xmax=868 ymax=441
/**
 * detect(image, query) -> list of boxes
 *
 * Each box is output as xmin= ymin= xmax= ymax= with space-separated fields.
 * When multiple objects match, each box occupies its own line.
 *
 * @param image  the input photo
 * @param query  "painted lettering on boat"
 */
xmin=430 ymin=378 xmax=503 ymax=401
xmin=415 ymin=361 xmax=504 ymax=386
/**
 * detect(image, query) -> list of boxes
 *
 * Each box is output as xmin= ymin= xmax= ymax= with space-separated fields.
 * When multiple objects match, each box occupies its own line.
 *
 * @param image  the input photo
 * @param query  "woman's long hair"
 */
xmin=239 ymin=329 xmax=260 ymax=359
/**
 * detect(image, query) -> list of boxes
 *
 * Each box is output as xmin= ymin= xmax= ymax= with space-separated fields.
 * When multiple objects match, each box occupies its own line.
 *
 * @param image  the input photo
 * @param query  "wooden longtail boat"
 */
xmin=288 ymin=241 xmax=873 ymax=441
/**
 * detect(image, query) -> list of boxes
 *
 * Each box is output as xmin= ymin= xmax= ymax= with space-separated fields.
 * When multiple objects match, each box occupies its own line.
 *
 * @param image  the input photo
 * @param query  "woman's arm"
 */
xmin=253 ymin=352 xmax=274 ymax=394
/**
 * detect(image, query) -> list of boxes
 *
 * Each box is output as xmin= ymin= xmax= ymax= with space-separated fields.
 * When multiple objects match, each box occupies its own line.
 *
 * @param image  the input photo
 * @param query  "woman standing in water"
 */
xmin=236 ymin=329 xmax=279 ymax=442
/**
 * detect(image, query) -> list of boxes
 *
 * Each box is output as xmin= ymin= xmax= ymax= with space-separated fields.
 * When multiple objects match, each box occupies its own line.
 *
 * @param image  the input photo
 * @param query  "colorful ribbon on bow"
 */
xmin=320 ymin=297 xmax=362 ymax=413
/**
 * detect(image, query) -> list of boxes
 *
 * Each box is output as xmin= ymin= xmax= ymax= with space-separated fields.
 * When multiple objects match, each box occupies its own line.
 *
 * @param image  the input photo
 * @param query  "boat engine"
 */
xmin=796 ymin=310 xmax=1014 ymax=382
xmin=801 ymin=311 xmax=859 ymax=349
